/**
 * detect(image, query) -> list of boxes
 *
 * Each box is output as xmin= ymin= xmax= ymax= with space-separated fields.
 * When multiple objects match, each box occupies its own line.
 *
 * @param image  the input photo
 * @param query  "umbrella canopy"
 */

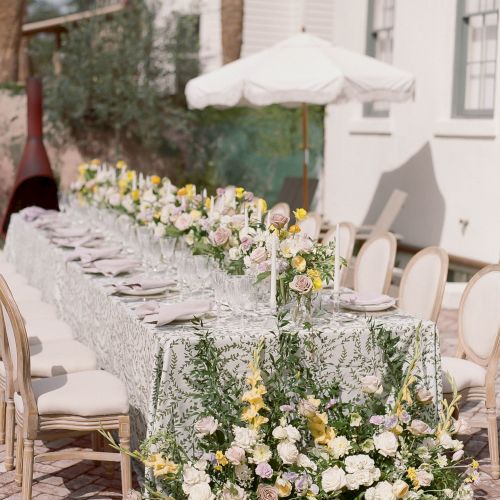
xmin=185 ymin=33 xmax=415 ymax=207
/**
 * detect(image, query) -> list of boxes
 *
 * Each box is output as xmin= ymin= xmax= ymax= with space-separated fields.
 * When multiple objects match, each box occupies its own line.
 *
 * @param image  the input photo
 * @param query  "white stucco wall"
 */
xmin=324 ymin=0 xmax=500 ymax=263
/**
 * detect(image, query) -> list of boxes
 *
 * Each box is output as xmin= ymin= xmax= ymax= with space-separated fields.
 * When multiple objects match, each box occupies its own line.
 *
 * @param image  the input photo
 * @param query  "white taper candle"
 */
xmin=333 ymin=223 xmax=341 ymax=293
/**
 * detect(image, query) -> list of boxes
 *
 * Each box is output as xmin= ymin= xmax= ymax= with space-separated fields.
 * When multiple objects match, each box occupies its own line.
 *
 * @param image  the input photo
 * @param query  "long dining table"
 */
xmin=4 ymin=212 xmax=443 ymax=451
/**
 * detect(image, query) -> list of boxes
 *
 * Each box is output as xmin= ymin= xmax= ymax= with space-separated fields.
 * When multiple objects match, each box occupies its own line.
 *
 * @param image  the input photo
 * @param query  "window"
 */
xmin=364 ymin=0 xmax=395 ymax=117
xmin=454 ymin=0 xmax=499 ymax=118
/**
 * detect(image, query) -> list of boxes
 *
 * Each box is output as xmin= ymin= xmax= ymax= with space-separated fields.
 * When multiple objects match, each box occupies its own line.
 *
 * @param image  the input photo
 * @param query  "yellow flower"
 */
xmin=116 ymin=160 xmax=127 ymax=169
xmin=90 ymin=158 xmax=101 ymax=166
xmin=78 ymin=163 xmax=87 ymax=175
xmin=204 ymin=197 xmax=212 ymax=208
xmin=252 ymin=414 xmax=269 ymax=428
xmin=293 ymin=208 xmax=307 ymax=221
xmin=471 ymin=459 xmax=479 ymax=469
xmin=127 ymin=170 xmax=136 ymax=181
xmin=275 ymin=477 xmax=292 ymax=497
xmin=177 ymin=187 xmax=187 ymax=196
xmin=235 ymin=187 xmax=245 ymax=199
xmin=143 ymin=453 xmax=178 ymax=478
xmin=307 ymin=269 xmax=320 ymax=279
xmin=289 ymin=224 xmax=301 ymax=234
xmin=257 ymin=198 xmax=267 ymax=214
xmin=151 ymin=175 xmax=161 ymax=185
xmin=407 ymin=467 xmax=419 ymax=489
xmin=131 ymin=189 xmax=140 ymax=201
xmin=215 ymin=450 xmax=228 ymax=466
xmin=118 ymin=179 xmax=128 ymax=192
xmin=312 ymin=277 xmax=323 ymax=290
xmin=291 ymin=256 xmax=306 ymax=272
xmin=185 ymin=184 xmax=195 ymax=197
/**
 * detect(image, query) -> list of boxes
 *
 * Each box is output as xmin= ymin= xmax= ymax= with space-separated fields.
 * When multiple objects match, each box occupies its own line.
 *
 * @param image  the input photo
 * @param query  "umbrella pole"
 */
xmin=301 ymin=103 xmax=309 ymax=210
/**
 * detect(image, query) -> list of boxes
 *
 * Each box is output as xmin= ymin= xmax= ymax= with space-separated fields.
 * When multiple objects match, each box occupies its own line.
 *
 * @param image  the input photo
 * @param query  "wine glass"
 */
xmin=160 ymin=238 xmax=177 ymax=277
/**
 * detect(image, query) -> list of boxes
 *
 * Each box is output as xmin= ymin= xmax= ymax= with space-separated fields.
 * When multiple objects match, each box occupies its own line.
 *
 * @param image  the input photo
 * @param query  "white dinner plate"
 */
xmin=118 ymin=286 xmax=170 ymax=296
xmin=340 ymin=298 xmax=397 ymax=312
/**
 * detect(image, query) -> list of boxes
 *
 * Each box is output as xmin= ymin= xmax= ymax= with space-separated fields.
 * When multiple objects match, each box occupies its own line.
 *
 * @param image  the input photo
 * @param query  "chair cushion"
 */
xmin=30 ymin=340 xmax=97 ymax=377
xmin=442 ymin=356 xmax=486 ymax=393
xmin=26 ymin=319 xmax=74 ymax=344
xmin=15 ymin=370 xmax=129 ymax=417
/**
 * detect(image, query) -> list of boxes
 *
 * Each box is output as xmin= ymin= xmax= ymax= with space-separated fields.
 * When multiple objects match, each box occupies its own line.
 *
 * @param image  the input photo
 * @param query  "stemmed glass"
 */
xmin=193 ymin=255 xmax=211 ymax=294
xmin=160 ymin=238 xmax=177 ymax=278
xmin=137 ymin=226 xmax=154 ymax=276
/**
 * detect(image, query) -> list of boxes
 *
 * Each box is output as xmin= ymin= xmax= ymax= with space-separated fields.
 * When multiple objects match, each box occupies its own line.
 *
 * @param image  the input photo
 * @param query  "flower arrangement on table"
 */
xmin=104 ymin=323 xmax=477 ymax=500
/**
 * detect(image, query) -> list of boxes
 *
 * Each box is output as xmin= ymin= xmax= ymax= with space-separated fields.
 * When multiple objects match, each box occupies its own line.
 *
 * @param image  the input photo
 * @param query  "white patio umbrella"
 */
xmin=185 ymin=33 xmax=415 ymax=208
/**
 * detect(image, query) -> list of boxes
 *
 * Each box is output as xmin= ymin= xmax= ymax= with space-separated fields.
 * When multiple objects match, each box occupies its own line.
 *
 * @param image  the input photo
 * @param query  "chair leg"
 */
xmin=119 ymin=416 xmax=132 ymax=497
xmin=91 ymin=430 xmax=104 ymax=466
xmin=15 ymin=426 xmax=24 ymax=487
xmin=0 ymin=388 xmax=5 ymax=445
xmin=4 ymin=399 xmax=15 ymax=471
xmin=486 ymin=405 xmax=500 ymax=479
xmin=21 ymin=439 xmax=34 ymax=500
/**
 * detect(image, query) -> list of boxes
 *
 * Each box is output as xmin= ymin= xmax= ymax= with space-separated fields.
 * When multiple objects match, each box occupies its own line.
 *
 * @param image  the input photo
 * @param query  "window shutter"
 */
xmin=303 ymin=0 xmax=335 ymax=41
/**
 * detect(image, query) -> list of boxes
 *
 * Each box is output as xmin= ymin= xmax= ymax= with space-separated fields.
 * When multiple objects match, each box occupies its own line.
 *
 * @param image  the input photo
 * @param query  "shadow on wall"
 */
xmin=361 ymin=142 xmax=445 ymax=246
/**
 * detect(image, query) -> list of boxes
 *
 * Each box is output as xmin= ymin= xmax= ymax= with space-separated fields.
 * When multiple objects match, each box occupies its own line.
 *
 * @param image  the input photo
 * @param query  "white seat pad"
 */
xmin=30 ymin=340 xmax=97 ymax=377
xmin=16 ymin=300 xmax=58 ymax=322
xmin=26 ymin=318 xmax=74 ymax=344
xmin=442 ymin=356 xmax=486 ymax=393
xmin=15 ymin=370 xmax=129 ymax=417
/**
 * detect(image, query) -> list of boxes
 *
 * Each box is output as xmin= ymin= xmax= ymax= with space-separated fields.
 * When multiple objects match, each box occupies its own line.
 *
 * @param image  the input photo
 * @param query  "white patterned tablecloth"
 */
xmin=4 ymin=214 xmax=442 ymax=450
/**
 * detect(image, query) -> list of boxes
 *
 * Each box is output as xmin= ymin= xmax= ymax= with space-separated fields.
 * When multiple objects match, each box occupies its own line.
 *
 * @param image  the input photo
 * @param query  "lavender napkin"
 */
xmin=85 ymin=258 xmax=141 ymax=277
xmin=66 ymin=246 xmax=122 ymax=264
xmin=341 ymin=292 xmax=394 ymax=306
xmin=19 ymin=206 xmax=47 ymax=221
xmin=52 ymin=234 xmax=104 ymax=248
xmin=112 ymin=278 xmax=176 ymax=294
xmin=142 ymin=299 xmax=213 ymax=326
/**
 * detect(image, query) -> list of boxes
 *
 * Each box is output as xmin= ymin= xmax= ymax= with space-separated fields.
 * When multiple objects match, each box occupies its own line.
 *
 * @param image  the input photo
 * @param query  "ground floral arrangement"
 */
xmin=104 ymin=318 xmax=477 ymax=500
xmin=71 ymin=160 xmax=342 ymax=309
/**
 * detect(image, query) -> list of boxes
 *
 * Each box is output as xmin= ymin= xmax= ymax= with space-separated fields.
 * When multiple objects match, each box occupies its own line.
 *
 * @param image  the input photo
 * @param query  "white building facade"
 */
xmin=161 ymin=0 xmax=500 ymax=264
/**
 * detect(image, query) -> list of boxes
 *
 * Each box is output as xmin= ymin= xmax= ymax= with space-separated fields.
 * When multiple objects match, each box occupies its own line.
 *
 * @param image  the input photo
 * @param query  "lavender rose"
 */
xmin=256 ymin=484 xmax=279 ymax=500
xmin=270 ymin=213 xmax=290 ymax=229
xmin=210 ymin=227 xmax=231 ymax=247
xmin=255 ymin=462 xmax=273 ymax=479
xmin=289 ymin=274 xmax=313 ymax=294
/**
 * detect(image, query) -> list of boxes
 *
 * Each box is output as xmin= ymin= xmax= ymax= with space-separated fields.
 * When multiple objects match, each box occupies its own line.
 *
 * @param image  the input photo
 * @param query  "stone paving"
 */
xmin=0 ymin=309 xmax=498 ymax=498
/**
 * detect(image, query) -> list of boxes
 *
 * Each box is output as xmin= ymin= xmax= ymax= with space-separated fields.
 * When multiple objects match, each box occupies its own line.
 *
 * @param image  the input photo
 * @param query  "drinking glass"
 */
xmin=137 ymin=226 xmax=153 ymax=274
xmin=193 ymin=255 xmax=211 ymax=292
xmin=160 ymin=238 xmax=177 ymax=276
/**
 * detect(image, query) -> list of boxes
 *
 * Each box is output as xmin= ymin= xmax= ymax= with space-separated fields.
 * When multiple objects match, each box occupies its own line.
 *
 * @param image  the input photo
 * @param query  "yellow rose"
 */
xmin=275 ymin=477 xmax=292 ymax=497
xmin=291 ymin=256 xmax=306 ymax=272
xmin=131 ymin=189 xmax=140 ymax=201
xmin=257 ymin=198 xmax=267 ymax=214
xmin=177 ymin=187 xmax=187 ymax=196
xmin=235 ymin=187 xmax=245 ymax=199
xmin=293 ymin=208 xmax=308 ymax=221
xmin=151 ymin=175 xmax=161 ymax=185
xmin=116 ymin=160 xmax=127 ymax=169
xmin=190 ymin=209 xmax=202 ymax=221
xmin=289 ymin=224 xmax=301 ymax=234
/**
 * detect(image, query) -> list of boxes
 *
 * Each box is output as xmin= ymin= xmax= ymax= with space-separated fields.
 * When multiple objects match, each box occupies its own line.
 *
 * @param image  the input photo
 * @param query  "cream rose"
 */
xmin=194 ymin=416 xmax=219 ymax=437
xmin=256 ymin=484 xmax=278 ymax=500
xmin=373 ymin=431 xmax=399 ymax=457
xmin=187 ymin=482 xmax=214 ymax=500
xmin=321 ymin=466 xmax=347 ymax=493
xmin=174 ymin=213 xmax=193 ymax=231
xmin=416 ymin=469 xmax=433 ymax=487
xmin=289 ymin=274 xmax=313 ymax=295
xmin=361 ymin=375 xmax=383 ymax=395
xmin=210 ymin=227 xmax=231 ymax=246
xmin=297 ymin=453 xmax=317 ymax=470
xmin=232 ymin=426 xmax=257 ymax=450
xmin=365 ymin=481 xmax=396 ymax=500
xmin=270 ymin=213 xmax=289 ymax=229
xmin=252 ymin=444 xmax=272 ymax=464
xmin=330 ymin=436 xmax=351 ymax=459
xmin=250 ymin=246 xmax=268 ymax=263
xmin=392 ymin=479 xmax=409 ymax=498
xmin=408 ymin=419 xmax=431 ymax=436
xmin=416 ymin=388 xmax=433 ymax=404
xmin=277 ymin=441 xmax=299 ymax=464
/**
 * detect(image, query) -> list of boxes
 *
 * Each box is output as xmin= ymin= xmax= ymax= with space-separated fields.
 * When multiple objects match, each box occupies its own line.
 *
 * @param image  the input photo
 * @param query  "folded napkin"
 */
xmin=90 ymin=258 xmax=141 ymax=277
xmin=19 ymin=206 xmax=47 ymax=221
xmin=51 ymin=227 xmax=89 ymax=239
xmin=142 ymin=299 xmax=213 ymax=326
xmin=33 ymin=214 xmax=65 ymax=229
xmin=52 ymin=234 xmax=104 ymax=248
xmin=112 ymin=278 xmax=176 ymax=294
xmin=66 ymin=246 xmax=122 ymax=264
xmin=341 ymin=292 xmax=393 ymax=306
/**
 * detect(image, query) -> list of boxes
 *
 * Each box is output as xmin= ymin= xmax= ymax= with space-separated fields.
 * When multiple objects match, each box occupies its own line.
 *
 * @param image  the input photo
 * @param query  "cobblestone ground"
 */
xmin=0 ymin=309 xmax=498 ymax=498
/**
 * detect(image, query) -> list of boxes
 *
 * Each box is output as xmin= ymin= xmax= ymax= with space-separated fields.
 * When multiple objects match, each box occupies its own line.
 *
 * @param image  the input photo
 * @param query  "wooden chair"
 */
xmin=270 ymin=202 xmax=290 ymax=219
xmin=297 ymin=212 xmax=322 ymax=241
xmin=322 ymin=222 xmax=356 ymax=287
xmin=0 ymin=275 xmax=132 ymax=499
xmin=442 ymin=264 xmax=500 ymax=479
xmin=398 ymin=247 xmax=449 ymax=322
xmin=354 ymin=232 xmax=397 ymax=295
xmin=356 ymin=189 xmax=408 ymax=240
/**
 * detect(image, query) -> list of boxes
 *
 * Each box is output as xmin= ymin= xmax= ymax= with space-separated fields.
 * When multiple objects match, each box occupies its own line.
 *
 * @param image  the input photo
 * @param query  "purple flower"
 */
xmin=255 ymin=462 xmax=273 ymax=479
xmin=282 ymin=472 xmax=298 ymax=482
xmin=369 ymin=415 xmax=385 ymax=425
xmin=280 ymin=404 xmax=295 ymax=413
xmin=384 ymin=415 xmax=398 ymax=430
xmin=257 ymin=260 xmax=271 ymax=273
xmin=201 ymin=452 xmax=217 ymax=464
xmin=240 ymin=235 xmax=254 ymax=251
xmin=325 ymin=398 xmax=337 ymax=410
xmin=400 ymin=411 xmax=411 ymax=424
xmin=310 ymin=484 xmax=319 ymax=495
xmin=294 ymin=474 xmax=311 ymax=494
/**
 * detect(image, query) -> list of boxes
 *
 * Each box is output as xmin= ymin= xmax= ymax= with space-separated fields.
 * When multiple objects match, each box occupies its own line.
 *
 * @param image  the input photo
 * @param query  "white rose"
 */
xmin=439 ymin=432 xmax=463 ymax=451
xmin=374 ymin=431 xmax=399 ymax=457
xmin=272 ymin=426 xmax=288 ymax=440
xmin=225 ymin=446 xmax=246 ymax=465
xmin=330 ymin=436 xmax=351 ymax=459
xmin=277 ymin=441 xmax=299 ymax=464
xmin=234 ymin=463 xmax=252 ymax=483
xmin=361 ymin=375 xmax=383 ymax=395
xmin=284 ymin=425 xmax=301 ymax=442
xmin=321 ymin=466 xmax=347 ymax=493
xmin=416 ymin=469 xmax=433 ymax=487
xmin=452 ymin=417 xmax=470 ymax=435
xmin=251 ymin=444 xmax=272 ymax=464
xmin=365 ymin=481 xmax=396 ymax=500
xmin=182 ymin=464 xmax=210 ymax=494
xmin=228 ymin=247 xmax=241 ymax=261
xmin=232 ymin=426 xmax=257 ymax=451
xmin=346 ymin=470 xmax=374 ymax=490
xmin=194 ymin=416 xmax=218 ymax=437
xmin=408 ymin=419 xmax=431 ymax=436
xmin=296 ymin=453 xmax=317 ymax=471
xmin=187 ymin=482 xmax=214 ymax=500
xmin=175 ymin=213 xmax=193 ymax=231
xmin=345 ymin=454 xmax=375 ymax=473
xmin=109 ymin=193 xmax=121 ymax=206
